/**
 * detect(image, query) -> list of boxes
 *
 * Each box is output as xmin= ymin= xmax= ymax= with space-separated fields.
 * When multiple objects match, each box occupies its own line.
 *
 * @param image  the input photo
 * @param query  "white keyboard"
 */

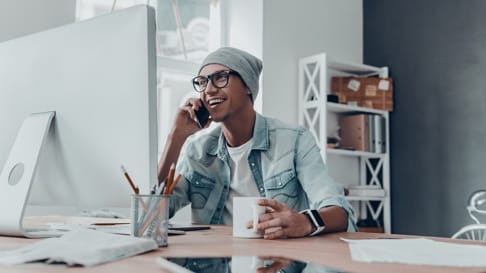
xmin=24 ymin=228 xmax=67 ymax=238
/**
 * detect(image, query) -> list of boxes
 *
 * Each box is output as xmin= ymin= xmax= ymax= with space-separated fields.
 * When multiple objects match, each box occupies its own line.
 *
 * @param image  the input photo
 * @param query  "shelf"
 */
xmin=327 ymin=102 xmax=387 ymax=115
xmin=299 ymin=52 xmax=391 ymax=233
xmin=346 ymin=196 xmax=386 ymax=201
xmin=328 ymin=60 xmax=386 ymax=77
xmin=327 ymin=148 xmax=385 ymax=158
xmin=301 ymin=100 xmax=320 ymax=108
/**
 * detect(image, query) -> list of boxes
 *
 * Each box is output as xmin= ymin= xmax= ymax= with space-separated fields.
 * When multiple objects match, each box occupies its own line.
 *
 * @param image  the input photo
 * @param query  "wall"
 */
xmin=364 ymin=0 xmax=486 ymax=236
xmin=226 ymin=0 xmax=263 ymax=112
xmin=262 ymin=0 xmax=363 ymax=123
xmin=0 ymin=0 xmax=75 ymax=42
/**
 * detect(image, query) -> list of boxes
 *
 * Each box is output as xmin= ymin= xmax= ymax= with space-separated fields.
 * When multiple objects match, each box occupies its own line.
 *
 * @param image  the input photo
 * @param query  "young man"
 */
xmin=158 ymin=47 xmax=356 ymax=239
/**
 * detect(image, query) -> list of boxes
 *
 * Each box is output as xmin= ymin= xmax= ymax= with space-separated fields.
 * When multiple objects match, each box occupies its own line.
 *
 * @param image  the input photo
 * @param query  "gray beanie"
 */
xmin=199 ymin=47 xmax=263 ymax=101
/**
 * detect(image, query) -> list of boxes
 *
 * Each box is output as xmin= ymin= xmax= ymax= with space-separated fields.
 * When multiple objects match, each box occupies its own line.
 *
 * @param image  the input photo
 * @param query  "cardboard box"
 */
xmin=331 ymin=77 xmax=393 ymax=111
xmin=331 ymin=77 xmax=362 ymax=106
xmin=339 ymin=114 xmax=370 ymax=152
xmin=358 ymin=226 xmax=385 ymax=233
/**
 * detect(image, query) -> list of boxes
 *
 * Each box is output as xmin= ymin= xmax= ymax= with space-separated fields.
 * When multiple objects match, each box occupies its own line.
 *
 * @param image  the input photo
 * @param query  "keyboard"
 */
xmin=24 ymin=228 xmax=67 ymax=238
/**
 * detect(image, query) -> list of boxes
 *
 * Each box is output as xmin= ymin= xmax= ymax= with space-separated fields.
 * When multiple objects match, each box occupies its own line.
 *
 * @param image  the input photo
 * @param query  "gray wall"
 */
xmin=364 ymin=0 xmax=486 ymax=236
xmin=262 ymin=0 xmax=363 ymax=123
xmin=0 ymin=0 xmax=75 ymax=42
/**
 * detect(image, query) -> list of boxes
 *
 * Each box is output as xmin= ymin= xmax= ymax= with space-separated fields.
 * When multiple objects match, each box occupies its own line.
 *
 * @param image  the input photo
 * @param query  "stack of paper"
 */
xmin=343 ymin=238 xmax=486 ymax=267
xmin=346 ymin=185 xmax=386 ymax=197
xmin=0 ymin=229 xmax=157 ymax=266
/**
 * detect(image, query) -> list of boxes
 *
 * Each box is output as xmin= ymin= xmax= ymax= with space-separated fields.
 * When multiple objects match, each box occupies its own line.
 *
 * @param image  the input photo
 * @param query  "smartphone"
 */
xmin=169 ymin=225 xmax=210 ymax=232
xmin=195 ymin=101 xmax=210 ymax=128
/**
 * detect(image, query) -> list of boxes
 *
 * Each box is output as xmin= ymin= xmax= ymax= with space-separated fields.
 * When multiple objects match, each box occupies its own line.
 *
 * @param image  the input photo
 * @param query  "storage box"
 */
xmin=358 ymin=226 xmax=385 ymax=233
xmin=339 ymin=114 xmax=370 ymax=152
xmin=331 ymin=77 xmax=393 ymax=111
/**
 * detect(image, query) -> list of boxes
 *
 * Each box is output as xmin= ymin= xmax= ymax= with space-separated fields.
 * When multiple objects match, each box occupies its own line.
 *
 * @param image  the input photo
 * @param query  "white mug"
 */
xmin=233 ymin=197 xmax=266 ymax=238
xmin=231 ymin=255 xmax=264 ymax=273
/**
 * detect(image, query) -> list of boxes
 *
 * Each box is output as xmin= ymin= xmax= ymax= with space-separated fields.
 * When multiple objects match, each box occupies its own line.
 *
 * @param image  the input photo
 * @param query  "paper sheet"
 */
xmin=48 ymin=222 xmax=189 ymax=235
xmin=0 ymin=229 xmax=157 ymax=266
xmin=342 ymin=238 xmax=486 ymax=267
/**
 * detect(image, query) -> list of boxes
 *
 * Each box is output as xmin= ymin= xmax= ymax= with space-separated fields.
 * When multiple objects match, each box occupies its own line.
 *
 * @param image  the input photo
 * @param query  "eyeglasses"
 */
xmin=192 ymin=70 xmax=239 ymax=92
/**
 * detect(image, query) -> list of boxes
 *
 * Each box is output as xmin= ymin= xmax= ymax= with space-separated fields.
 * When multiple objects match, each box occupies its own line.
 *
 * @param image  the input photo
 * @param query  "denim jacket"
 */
xmin=170 ymin=113 xmax=357 ymax=232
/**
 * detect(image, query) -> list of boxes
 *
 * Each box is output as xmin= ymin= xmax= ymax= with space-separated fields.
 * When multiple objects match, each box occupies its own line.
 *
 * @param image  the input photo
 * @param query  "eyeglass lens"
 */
xmin=193 ymin=70 xmax=231 ymax=92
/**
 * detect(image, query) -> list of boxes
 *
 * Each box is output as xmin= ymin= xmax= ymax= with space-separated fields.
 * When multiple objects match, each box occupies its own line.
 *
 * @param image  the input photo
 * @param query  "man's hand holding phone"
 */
xmin=173 ymin=98 xmax=211 ymax=139
xmin=195 ymin=102 xmax=210 ymax=128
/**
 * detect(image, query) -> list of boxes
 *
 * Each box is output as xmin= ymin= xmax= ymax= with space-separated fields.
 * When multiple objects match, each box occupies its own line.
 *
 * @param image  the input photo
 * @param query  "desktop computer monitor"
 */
xmin=0 ymin=5 xmax=158 ymax=217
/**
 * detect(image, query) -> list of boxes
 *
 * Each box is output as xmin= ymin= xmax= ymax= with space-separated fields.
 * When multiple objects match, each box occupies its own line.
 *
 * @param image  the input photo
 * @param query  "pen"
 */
xmin=121 ymin=165 xmax=139 ymax=194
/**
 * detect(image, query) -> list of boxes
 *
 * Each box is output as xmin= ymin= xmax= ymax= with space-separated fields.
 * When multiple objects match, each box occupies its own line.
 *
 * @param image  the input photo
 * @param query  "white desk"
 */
xmin=1 ymin=216 xmax=485 ymax=273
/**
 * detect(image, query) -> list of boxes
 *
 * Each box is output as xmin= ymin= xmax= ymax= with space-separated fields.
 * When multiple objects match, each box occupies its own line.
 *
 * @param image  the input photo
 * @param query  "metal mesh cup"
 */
xmin=130 ymin=194 xmax=170 ymax=247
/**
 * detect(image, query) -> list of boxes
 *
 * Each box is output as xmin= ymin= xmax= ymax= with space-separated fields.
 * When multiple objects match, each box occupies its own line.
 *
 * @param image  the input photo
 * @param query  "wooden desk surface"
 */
xmin=1 ymin=217 xmax=485 ymax=273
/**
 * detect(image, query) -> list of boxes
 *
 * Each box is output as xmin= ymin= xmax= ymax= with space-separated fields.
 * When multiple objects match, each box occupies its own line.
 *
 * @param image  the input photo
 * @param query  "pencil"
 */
xmin=163 ymin=163 xmax=175 ymax=195
xmin=167 ymin=173 xmax=182 ymax=194
xmin=121 ymin=165 xmax=139 ymax=194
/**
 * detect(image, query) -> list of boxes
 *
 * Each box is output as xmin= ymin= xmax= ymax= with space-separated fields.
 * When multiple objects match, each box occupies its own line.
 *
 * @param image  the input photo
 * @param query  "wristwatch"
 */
xmin=300 ymin=209 xmax=326 ymax=236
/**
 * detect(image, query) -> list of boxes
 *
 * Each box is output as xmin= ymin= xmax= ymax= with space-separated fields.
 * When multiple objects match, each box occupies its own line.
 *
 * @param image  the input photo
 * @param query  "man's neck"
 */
xmin=222 ymin=110 xmax=256 ymax=147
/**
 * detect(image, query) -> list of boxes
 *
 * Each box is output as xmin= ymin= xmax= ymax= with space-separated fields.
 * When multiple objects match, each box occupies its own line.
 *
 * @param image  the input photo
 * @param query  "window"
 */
xmin=76 ymin=0 xmax=223 ymax=62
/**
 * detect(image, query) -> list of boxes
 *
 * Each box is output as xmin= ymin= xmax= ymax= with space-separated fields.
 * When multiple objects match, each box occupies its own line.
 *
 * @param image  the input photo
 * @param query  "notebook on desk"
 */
xmin=0 ymin=229 xmax=158 ymax=266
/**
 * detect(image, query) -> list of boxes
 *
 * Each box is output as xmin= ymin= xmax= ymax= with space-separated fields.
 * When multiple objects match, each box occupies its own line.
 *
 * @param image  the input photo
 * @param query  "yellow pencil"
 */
xmin=167 ymin=173 xmax=182 ymax=194
xmin=163 ymin=163 xmax=175 ymax=195
xmin=121 ymin=165 xmax=139 ymax=194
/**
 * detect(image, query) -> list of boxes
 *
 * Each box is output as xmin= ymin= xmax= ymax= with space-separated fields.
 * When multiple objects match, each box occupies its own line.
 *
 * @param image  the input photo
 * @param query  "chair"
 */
xmin=451 ymin=224 xmax=486 ymax=240
xmin=452 ymin=190 xmax=486 ymax=240
xmin=467 ymin=190 xmax=486 ymax=224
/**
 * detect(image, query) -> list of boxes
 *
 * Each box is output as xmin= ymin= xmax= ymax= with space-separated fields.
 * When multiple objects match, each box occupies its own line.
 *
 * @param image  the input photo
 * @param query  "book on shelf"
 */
xmin=368 ymin=115 xmax=375 ymax=153
xmin=345 ymin=185 xmax=386 ymax=197
xmin=374 ymin=115 xmax=386 ymax=153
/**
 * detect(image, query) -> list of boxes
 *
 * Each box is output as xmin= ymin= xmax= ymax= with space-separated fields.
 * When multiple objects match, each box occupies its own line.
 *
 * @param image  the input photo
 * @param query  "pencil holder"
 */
xmin=130 ymin=194 xmax=170 ymax=247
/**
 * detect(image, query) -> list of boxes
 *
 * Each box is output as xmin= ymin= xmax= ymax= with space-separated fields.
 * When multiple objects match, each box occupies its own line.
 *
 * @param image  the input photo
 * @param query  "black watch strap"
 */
xmin=300 ymin=209 xmax=325 ymax=236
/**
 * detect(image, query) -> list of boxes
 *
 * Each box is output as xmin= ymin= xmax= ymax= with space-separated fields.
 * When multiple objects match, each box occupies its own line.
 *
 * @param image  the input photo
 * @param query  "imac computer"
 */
xmin=0 ymin=5 xmax=158 ymax=231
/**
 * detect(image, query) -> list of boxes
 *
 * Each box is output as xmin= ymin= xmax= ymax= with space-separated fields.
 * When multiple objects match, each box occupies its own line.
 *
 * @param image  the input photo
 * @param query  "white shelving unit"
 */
xmin=298 ymin=53 xmax=391 ymax=233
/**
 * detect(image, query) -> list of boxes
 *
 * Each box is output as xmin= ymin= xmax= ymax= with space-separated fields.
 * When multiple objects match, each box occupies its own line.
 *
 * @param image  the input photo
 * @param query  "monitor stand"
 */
xmin=0 ymin=111 xmax=55 ymax=236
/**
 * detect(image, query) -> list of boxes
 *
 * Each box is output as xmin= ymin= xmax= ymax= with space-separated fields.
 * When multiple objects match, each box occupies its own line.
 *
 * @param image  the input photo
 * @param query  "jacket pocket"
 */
xmin=187 ymin=172 xmax=215 ymax=209
xmin=264 ymin=169 xmax=299 ymax=209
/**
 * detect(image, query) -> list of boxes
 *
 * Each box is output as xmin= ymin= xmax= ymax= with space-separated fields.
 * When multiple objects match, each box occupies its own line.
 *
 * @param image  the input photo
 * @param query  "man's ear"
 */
xmin=245 ymin=88 xmax=254 ymax=104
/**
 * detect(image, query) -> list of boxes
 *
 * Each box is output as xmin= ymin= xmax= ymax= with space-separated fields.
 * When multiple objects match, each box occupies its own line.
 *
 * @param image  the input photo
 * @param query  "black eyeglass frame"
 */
xmin=192 ymin=70 xmax=240 ymax=93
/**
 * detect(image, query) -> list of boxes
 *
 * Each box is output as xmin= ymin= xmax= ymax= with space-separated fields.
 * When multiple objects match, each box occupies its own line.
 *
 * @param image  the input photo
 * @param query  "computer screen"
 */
xmin=0 ymin=5 xmax=158 ymax=216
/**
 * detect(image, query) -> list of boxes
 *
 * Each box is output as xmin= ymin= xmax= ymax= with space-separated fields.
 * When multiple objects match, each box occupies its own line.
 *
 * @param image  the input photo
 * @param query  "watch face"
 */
xmin=310 ymin=210 xmax=325 ymax=227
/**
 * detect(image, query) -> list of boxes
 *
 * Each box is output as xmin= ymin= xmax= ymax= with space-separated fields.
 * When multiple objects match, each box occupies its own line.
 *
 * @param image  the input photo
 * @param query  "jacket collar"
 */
xmin=208 ymin=113 xmax=270 ymax=159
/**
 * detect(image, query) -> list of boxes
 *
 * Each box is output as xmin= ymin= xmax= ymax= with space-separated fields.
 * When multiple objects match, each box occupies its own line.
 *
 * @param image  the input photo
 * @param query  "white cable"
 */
xmin=110 ymin=0 xmax=117 ymax=12
xmin=171 ymin=0 xmax=188 ymax=61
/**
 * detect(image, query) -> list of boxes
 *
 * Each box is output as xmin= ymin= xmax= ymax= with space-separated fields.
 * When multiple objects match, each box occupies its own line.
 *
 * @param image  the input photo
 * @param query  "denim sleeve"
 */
xmin=295 ymin=129 xmax=357 ymax=232
xmin=168 ymin=142 xmax=192 ymax=218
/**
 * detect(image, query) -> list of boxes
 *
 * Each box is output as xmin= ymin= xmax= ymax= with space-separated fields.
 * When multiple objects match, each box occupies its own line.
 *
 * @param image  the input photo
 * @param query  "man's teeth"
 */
xmin=209 ymin=98 xmax=224 ymax=106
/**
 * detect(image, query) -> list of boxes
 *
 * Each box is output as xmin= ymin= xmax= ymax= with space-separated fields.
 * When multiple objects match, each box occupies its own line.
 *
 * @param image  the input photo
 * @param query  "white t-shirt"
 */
xmin=223 ymin=138 xmax=260 ymax=224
